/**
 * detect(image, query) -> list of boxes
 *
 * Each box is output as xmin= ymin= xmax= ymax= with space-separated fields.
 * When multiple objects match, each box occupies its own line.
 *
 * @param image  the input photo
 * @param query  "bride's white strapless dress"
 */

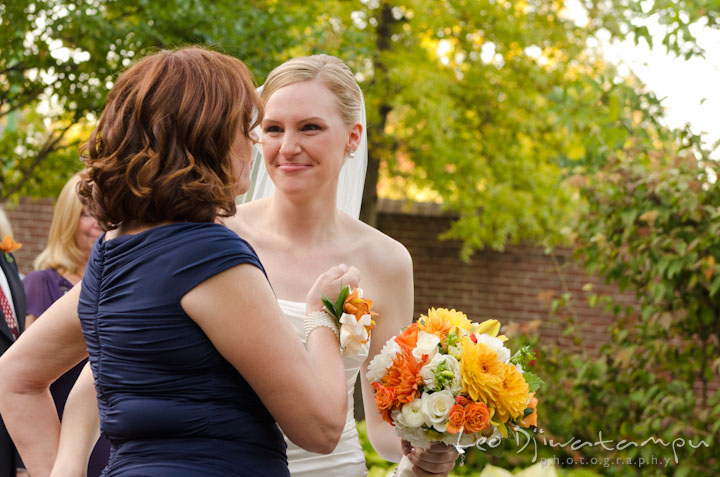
xmin=279 ymin=299 xmax=369 ymax=477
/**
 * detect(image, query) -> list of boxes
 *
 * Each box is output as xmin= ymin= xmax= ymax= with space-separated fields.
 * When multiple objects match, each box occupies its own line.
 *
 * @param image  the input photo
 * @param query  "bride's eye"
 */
xmin=264 ymin=125 xmax=282 ymax=133
xmin=301 ymin=124 xmax=321 ymax=131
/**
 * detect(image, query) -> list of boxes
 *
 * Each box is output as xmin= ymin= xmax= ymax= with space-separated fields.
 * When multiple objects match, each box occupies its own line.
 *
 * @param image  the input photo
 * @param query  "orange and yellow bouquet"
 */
xmin=367 ymin=308 xmax=542 ymax=450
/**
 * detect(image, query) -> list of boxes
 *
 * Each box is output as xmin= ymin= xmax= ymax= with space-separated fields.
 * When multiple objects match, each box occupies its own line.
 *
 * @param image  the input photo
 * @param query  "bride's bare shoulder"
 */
xmin=346 ymin=216 xmax=412 ymax=275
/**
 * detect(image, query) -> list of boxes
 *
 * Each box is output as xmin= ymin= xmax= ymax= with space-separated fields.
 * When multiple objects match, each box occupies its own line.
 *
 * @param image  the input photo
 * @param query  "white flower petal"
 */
xmin=339 ymin=313 xmax=357 ymax=325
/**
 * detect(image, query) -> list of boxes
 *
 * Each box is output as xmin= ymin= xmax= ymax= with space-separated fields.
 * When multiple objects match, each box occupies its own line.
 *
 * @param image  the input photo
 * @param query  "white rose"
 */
xmin=367 ymin=339 xmax=402 ymax=383
xmin=475 ymin=334 xmax=511 ymax=363
xmin=396 ymin=399 xmax=427 ymax=428
xmin=421 ymin=390 xmax=455 ymax=432
xmin=412 ymin=331 xmax=440 ymax=361
xmin=420 ymin=354 xmax=462 ymax=393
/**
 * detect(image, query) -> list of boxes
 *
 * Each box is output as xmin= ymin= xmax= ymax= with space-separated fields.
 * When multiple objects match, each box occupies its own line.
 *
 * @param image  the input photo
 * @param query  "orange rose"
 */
xmin=455 ymin=395 xmax=471 ymax=406
xmin=445 ymin=404 xmax=466 ymax=434
xmin=463 ymin=402 xmax=491 ymax=433
xmin=372 ymin=382 xmax=396 ymax=411
xmin=519 ymin=393 xmax=538 ymax=428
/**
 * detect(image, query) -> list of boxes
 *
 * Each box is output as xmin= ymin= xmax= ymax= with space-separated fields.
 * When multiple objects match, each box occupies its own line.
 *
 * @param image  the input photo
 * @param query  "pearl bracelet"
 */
xmin=304 ymin=310 xmax=340 ymax=343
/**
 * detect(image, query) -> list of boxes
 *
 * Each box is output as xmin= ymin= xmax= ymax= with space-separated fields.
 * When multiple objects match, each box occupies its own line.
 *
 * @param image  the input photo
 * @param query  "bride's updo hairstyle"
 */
xmin=78 ymin=47 xmax=262 ymax=230
xmin=260 ymin=54 xmax=362 ymax=127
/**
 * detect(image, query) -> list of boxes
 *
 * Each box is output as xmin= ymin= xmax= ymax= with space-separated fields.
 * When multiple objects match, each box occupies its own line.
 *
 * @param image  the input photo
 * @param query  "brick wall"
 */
xmin=4 ymin=197 xmax=55 ymax=274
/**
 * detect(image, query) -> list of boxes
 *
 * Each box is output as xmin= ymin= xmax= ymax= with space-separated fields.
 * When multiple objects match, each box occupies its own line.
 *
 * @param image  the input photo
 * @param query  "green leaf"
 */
xmin=510 ymin=346 xmax=535 ymax=367
xmin=710 ymin=276 xmax=720 ymax=297
xmin=522 ymin=372 xmax=545 ymax=393
xmin=334 ymin=286 xmax=350 ymax=316
xmin=321 ymin=294 xmax=339 ymax=318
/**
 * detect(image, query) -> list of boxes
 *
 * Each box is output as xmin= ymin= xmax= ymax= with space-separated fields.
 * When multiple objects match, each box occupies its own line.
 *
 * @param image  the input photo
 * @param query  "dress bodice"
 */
xmin=278 ymin=299 xmax=369 ymax=477
xmin=78 ymin=223 xmax=288 ymax=476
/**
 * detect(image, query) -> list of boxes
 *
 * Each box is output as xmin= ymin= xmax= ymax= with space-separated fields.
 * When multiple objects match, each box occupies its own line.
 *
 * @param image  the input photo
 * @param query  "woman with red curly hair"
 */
xmin=0 ymin=47 xmax=357 ymax=476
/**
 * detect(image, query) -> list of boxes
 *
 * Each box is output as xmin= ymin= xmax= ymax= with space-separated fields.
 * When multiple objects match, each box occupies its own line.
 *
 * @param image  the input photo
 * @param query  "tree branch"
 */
xmin=0 ymin=125 xmax=72 ymax=201
xmin=0 ymin=84 xmax=48 ymax=117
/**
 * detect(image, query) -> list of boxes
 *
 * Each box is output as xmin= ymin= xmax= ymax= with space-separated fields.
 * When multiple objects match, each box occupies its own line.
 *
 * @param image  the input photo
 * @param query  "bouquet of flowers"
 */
xmin=367 ymin=308 xmax=541 ymax=455
xmin=322 ymin=286 xmax=377 ymax=356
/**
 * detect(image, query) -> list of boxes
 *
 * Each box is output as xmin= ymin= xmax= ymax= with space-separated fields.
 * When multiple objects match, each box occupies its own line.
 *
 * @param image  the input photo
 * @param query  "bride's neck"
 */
xmin=266 ymin=193 xmax=340 ymax=245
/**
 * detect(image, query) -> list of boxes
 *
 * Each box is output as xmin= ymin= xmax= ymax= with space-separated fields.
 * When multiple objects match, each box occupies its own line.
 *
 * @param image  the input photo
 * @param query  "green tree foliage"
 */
xmin=3 ymin=1 xmax=717 ymax=259
xmin=283 ymin=0 xmax=600 ymax=257
xmin=580 ymin=0 xmax=720 ymax=58
xmin=504 ymin=72 xmax=720 ymax=473
xmin=266 ymin=0 xmax=717 ymax=258
xmin=0 ymin=0 xmax=305 ymax=200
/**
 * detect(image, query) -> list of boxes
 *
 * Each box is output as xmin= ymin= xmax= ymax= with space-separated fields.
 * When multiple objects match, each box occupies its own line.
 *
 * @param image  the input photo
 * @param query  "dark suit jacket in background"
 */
xmin=0 ymin=253 xmax=26 ymax=477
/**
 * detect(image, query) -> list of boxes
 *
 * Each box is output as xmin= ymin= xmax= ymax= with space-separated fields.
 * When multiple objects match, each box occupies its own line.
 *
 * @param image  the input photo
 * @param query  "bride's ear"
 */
xmin=347 ymin=122 xmax=363 ymax=153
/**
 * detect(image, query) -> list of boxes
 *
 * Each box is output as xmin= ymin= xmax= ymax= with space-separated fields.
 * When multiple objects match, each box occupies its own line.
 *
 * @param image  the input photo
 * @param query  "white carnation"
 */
xmin=420 ymin=354 xmax=462 ymax=393
xmin=393 ymin=417 xmax=432 ymax=449
xmin=395 ymin=399 xmax=427 ymax=428
xmin=412 ymin=331 xmax=440 ymax=361
xmin=475 ymin=334 xmax=511 ymax=363
xmin=366 ymin=339 xmax=402 ymax=383
xmin=421 ymin=390 xmax=455 ymax=432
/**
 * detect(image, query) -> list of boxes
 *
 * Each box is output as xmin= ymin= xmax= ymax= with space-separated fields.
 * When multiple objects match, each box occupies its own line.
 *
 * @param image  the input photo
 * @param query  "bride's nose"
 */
xmin=279 ymin=131 xmax=301 ymax=156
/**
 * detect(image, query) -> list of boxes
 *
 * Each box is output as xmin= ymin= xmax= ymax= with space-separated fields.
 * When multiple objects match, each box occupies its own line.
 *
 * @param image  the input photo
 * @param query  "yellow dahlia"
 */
xmin=492 ymin=363 xmax=530 ymax=424
xmin=459 ymin=338 xmax=503 ymax=403
xmin=419 ymin=308 xmax=473 ymax=340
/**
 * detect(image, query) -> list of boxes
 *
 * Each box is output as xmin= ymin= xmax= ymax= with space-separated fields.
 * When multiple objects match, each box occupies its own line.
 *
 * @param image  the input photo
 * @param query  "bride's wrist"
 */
xmin=304 ymin=310 xmax=340 ymax=343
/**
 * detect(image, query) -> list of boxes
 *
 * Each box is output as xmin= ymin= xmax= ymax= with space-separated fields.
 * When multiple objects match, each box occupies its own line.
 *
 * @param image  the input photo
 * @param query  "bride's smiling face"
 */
xmin=261 ymin=79 xmax=360 ymax=196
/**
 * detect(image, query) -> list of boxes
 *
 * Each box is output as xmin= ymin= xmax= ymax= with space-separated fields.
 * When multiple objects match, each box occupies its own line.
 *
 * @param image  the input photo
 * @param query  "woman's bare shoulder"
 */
xmin=345 ymin=216 xmax=412 ymax=277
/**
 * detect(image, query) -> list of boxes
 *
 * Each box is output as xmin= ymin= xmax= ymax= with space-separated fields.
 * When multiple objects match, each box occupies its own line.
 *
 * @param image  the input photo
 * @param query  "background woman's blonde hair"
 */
xmin=261 ymin=54 xmax=362 ymax=126
xmin=0 ymin=205 xmax=13 ymax=238
xmin=34 ymin=173 xmax=86 ymax=273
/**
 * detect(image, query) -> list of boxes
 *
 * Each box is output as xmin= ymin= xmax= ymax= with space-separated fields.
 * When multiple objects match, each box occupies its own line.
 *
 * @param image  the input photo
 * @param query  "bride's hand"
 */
xmin=402 ymin=440 xmax=459 ymax=476
xmin=306 ymin=264 xmax=360 ymax=314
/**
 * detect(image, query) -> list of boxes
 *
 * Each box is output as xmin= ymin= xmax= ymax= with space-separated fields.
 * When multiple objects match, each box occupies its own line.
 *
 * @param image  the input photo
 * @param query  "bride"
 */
xmin=51 ymin=54 xmax=458 ymax=476
xmin=230 ymin=55 xmax=458 ymax=476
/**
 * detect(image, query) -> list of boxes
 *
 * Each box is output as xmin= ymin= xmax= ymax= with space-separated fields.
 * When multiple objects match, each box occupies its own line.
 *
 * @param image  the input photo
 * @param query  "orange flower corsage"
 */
xmin=322 ymin=286 xmax=377 ymax=356
xmin=0 ymin=235 xmax=22 ymax=263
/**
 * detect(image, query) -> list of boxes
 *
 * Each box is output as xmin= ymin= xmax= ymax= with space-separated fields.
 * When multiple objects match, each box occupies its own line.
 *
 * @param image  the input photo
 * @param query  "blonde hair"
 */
xmin=0 ymin=205 xmax=13 ymax=238
xmin=261 ymin=55 xmax=362 ymax=126
xmin=34 ymin=173 xmax=86 ymax=274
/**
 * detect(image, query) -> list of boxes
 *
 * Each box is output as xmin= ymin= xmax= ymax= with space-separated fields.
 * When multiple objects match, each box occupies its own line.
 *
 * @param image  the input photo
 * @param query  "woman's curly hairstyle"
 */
xmin=78 ymin=47 xmax=262 ymax=229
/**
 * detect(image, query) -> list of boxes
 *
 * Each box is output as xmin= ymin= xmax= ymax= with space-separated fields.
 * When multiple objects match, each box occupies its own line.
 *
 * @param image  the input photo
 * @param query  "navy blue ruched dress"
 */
xmin=77 ymin=223 xmax=289 ymax=476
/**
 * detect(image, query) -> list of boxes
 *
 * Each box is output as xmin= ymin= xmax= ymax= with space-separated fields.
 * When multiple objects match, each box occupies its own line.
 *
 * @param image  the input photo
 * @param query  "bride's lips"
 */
xmin=277 ymin=163 xmax=312 ymax=173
